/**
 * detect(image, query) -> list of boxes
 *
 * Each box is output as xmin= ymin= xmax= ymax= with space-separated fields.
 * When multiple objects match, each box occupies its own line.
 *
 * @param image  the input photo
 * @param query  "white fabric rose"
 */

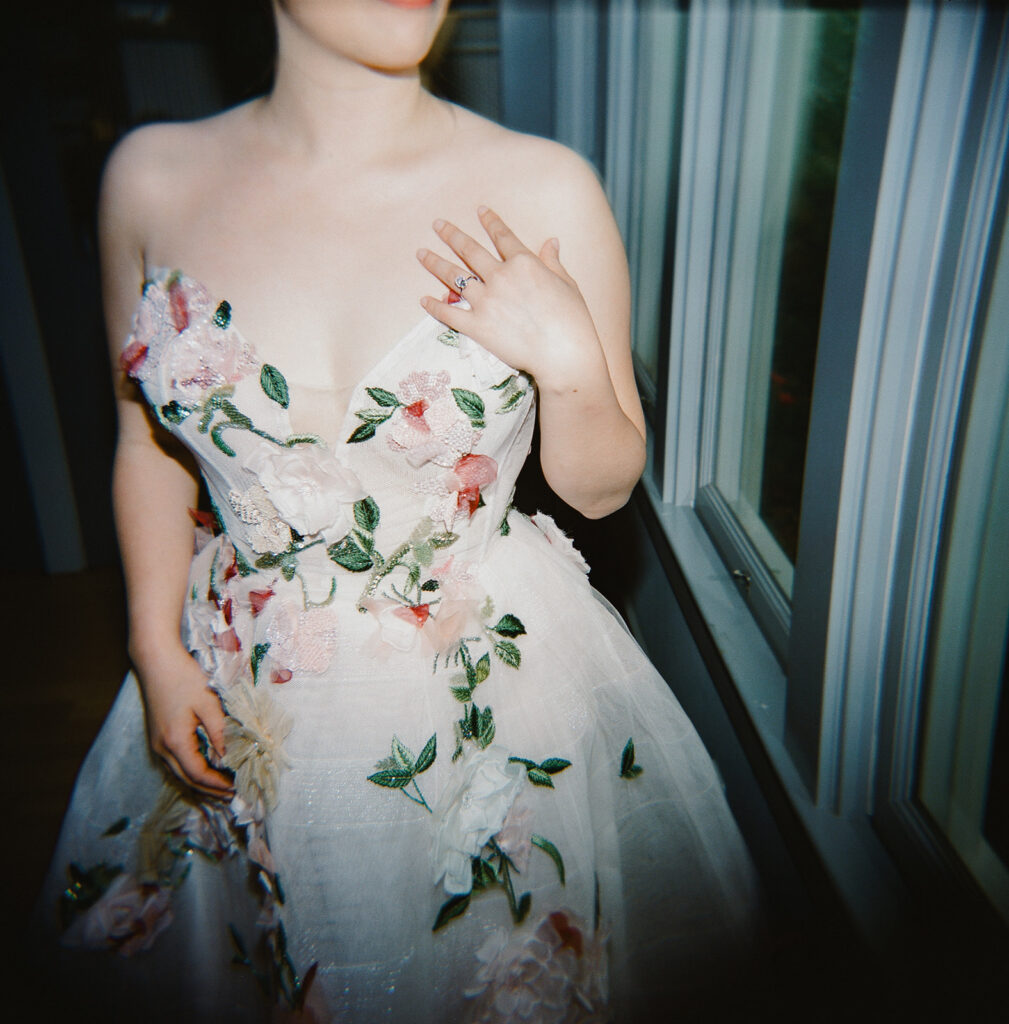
xmin=432 ymin=745 xmax=525 ymax=895
xmin=246 ymin=442 xmax=365 ymax=538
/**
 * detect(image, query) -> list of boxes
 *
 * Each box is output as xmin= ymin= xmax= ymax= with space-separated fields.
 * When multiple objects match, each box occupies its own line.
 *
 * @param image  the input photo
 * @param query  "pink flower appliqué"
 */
xmin=261 ymin=601 xmax=339 ymax=676
xmin=464 ymin=910 xmax=609 ymax=1024
xmin=423 ymin=454 xmax=498 ymax=529
xmin=387 ymin=370 xmax=480 ymax=468
xmin=121 ymin=271 xmax=256 ymax=396
xmin=63 ymin=874 xmax=174 ymax=957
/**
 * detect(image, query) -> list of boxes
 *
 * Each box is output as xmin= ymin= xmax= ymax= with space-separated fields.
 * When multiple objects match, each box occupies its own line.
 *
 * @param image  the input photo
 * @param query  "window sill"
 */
xmin=638 ymin=479 xmax=909 ymax=952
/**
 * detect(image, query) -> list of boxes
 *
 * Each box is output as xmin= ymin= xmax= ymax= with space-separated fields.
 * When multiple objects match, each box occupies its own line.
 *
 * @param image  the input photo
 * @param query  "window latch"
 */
xmin=731 ymin=568 xmax=752 ymax=595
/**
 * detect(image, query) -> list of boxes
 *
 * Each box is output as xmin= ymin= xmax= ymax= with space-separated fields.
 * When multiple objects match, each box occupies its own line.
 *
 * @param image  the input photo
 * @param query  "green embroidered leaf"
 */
xmin=471 ymin=857 xmax=497 ymax=891
xmin=260 ymin=364 xmax=290 ymax=408
xmin=391 ymin=736 xmax=415 ymax=772
xmin=492 ymin=614 xmax=526 ymax=638
xmin=540 ymin=758 xmax=572 ymax=775
xmin=619 ymin=738 xmax=643 ymax=779
xmin=474 ymin=653 xmax=490 ymax=685
xmin=254 ymin=551 xmax=288 ymax=569
xmin=160 ymin=400 xmax=190 ymax=424
xmin=620 ymin=738 xmax=635 ymax=776
xmin=507 ymin=756 xmax=537 ymax=770
xmin=497 ymin=389 xmax=527 ymax=414
xmin=491 ymin=376 xmax=514 ymax=391
xmin=219 ymin=400 xmax=252 ymax=428
xmin=438 ymin=329 xmax=460 ymax=348
xmin=251 ymin=642 xmax=271 ymax=685
xmin=515 ymin=892 xmax=531 ymax=924
xmin=499 ymin=510 xmax=511 ymax=536
xmin=210 ymin=424 xmax=236 ymax=457
xmin=366 ymin=387 xmax=400 ymax=407
xmin=476 ymin=705 xmax=496 ymax=748
xmin=452 ymin=388 xmax=485 ymax=426
xmin=347 ymin=421 xmax=377 ymax=444
xmin=493 ymin=640 xmax=521 ymax=668
xmin=234 ymin=547 xmax=255 ymax=577
xmin=354 ymin=496 xmax=380 ymax=533
xmin=281 ymin=562 xmax=296 ymax=582
xmin=228 ymin=922 xmax=250 ymax=960
xmin=283 ymin=434 xmax=322 ymax=447
xmin=527 ymin=767 xmax=554 ymax=788
xmin=102 ymin=817 xmax=130 ymax=837
xmin=531 ymin=834 xmax=566 ymax=885
xmin=433 ymin=892 xmax=470 ymax=931
xmin=450 ymin=685 xmax=472 ymax=702
xmin=429 ymin=531 xmax=459 ymax=549
xmin=212 ymin=299 xmax=232 ymax=328
xmin=355 ymin=408 xmax=394 ymax=424
xmin=414 ymin=733 xmax=437 ymax=774
xmin=420 ymin=579 xmax=440 ymax=592
xmin=327 ymin=536 xmax=373 ymax=572
xmin=367 ymin=768 xmax=414 ymax=789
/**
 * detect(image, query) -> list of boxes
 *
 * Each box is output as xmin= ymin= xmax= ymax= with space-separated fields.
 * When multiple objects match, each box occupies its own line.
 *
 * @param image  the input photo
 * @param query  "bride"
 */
xmin=41 ymin=1 xmax=759 ymax=1020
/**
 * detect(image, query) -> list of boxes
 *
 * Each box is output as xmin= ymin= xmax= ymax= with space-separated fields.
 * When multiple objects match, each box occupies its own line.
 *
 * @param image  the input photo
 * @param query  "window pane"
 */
xmin=917 ymin=210 xmax=1009 ymax=921
xmin=626 ymin=2 xmax=687 ymax=403
xmin=713 ymin=7 xmax=858 ymax=596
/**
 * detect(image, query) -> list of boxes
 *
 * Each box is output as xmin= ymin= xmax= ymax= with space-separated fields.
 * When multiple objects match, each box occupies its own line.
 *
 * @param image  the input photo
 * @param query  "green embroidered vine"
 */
xmin=368 ymin=734 xmax=438 ymax=811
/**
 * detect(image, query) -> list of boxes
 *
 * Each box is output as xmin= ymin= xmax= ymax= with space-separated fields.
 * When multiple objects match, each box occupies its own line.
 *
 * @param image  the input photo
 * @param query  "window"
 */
xmin=589 ymin=0 xmax=1009 ymax=936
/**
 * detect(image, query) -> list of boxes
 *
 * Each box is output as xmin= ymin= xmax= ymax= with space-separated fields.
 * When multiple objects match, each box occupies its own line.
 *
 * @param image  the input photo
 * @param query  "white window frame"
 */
xmin=604 ymin=0 xmax=1009 ymax=941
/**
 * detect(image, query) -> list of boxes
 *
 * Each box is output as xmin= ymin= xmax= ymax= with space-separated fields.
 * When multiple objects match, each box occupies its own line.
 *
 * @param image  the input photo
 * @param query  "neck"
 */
xmin=256 ymin=13 xmax=445 ymax=166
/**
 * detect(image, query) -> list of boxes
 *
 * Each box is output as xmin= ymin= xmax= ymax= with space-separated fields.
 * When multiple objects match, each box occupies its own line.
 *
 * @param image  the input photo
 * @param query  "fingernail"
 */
xmin=478 ymin=205 xmax=489 ymax=215
xmin=433 ymin=219 xmax=445 ymax=231
xmin=417 ymin=248 xmax=428 ymax=259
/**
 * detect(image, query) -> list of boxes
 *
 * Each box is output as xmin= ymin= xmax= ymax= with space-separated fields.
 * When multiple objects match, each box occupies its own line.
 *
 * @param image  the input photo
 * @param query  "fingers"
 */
xmin=416 ymin=246 xmax=481 ymax=298
xmin=196 ymin=688 xmax=229 ymax=759
xmin=432 ymin=218 xmax=497 ymax=279
xmin=155 ymin=710 xmax=234 ymax=798
xmin=477 ymin=205 xmax=530 ymax=260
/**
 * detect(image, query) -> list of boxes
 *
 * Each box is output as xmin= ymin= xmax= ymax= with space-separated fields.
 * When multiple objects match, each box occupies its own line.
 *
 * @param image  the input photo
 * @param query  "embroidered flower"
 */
xmin=221 ymin=680 xmax=293 ymax=816
xmin=62 ymin=874 xmax=174 ymax=957
xmin=531 ymin=512 xmax=590 ymax=574
xmin=388 ymin=370 xmax=480 ymax=468
xmin=422 ymin=454 xmax=499 ymax=529
xmin=464 ymin=911 xmax=609 ymax=1024
xmin=245 ymin=442 xmax=365 ymax=538
xmin=259 ymin=601 xmax=340 ymax=676
xmin=433 ymin=745 xmax=525 ymax=896
xmin=229 ymin=484 xmax=293 ymax=554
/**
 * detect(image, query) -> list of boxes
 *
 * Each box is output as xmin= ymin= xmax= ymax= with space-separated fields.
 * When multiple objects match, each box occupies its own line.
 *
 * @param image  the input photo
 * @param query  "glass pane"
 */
xmin=713 ymin=7 xmax=858 ymax=596
xmin=917 ymin=209 xmax=1009 ymax=921
xmin=627 ymin=1 xmax=688 ymax=403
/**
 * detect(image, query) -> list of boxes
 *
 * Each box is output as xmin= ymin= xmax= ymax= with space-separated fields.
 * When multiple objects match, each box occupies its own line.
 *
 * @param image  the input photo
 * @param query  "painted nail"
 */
xmin=478 ymin=205 xmax=489 ymax=215
xmin=417 ymin=248 xmax=428 ymax=260
xmin=433 ymin=219 xmax=445 ymax=231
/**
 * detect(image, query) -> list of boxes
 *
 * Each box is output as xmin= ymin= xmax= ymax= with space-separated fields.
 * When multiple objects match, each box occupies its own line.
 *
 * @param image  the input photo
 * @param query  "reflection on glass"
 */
xmin=713 ymin=7 xmax=857 ymax=598
xmin=758 ymin=10 xmax=858 ymax=564
xmin=917 ymin=209 xmax=1009 ymax=921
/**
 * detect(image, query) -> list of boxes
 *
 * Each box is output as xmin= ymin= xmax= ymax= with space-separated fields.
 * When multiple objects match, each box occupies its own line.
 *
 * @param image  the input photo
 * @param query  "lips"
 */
xmin=379 ymin=0 xmax=438 ymax=10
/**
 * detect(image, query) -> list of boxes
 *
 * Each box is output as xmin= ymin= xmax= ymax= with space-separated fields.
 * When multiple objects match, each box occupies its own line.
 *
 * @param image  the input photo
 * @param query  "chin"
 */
xmin=279 ymin=0 xmax=450 ymax=71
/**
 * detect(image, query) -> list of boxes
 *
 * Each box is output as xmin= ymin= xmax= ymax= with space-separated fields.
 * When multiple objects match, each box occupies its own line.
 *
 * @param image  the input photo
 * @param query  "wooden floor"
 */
xmin=5 ymin=565 xmax=127 ymax=930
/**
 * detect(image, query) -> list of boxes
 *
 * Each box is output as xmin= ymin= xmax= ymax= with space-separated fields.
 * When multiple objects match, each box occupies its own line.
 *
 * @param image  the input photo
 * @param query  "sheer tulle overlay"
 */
xmin=37 ymin=270 xmax=759 ymax=1022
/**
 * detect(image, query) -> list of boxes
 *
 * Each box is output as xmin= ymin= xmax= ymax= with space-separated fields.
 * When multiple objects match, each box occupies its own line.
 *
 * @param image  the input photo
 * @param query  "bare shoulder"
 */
xmin=451 ymin=109 xmax=610 ymax=233
xmin=100 ymin=106 xmax=249 ymax=252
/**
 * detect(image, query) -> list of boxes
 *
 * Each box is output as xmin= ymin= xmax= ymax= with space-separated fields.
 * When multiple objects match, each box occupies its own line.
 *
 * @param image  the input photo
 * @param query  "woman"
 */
xmin=41 ymin=1 xmax=759 ymax=1020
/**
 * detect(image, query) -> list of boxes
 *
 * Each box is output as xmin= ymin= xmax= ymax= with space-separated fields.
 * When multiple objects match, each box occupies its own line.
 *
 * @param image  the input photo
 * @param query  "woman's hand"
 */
xmin=136 ymin=645 xmax=234 ymax=799
xmin=416 ymin=206 xmax=600 ymax=386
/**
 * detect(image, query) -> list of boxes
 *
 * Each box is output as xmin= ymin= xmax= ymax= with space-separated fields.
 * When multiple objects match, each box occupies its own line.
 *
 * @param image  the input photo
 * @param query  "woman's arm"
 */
xmin=100 ymin=133 xmax=232 ymax=797
xmin=417 ymin=156 xmax=645 ymax=519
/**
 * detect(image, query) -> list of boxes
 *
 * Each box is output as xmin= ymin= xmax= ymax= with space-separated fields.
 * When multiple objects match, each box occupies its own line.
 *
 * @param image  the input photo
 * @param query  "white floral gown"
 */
xmin=40 ymin=269 xmax=759 ymax=1022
